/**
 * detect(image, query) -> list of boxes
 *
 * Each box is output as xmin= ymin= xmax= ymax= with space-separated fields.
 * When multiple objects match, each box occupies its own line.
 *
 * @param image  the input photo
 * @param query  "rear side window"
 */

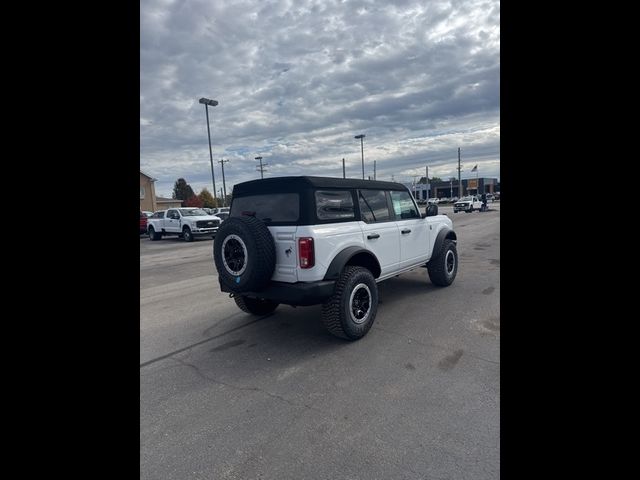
xmin=231 ymin=193 xmax=299 ymax=223
xmin=151 ymin=211 xmax=164 ymax=219
xmin=358 ymin=190 xmax=392 ymax=223
xmin=315 ymin=190 xmax=355 ymax=221
xmin=390 ymin=190 xmax=420 ymax=219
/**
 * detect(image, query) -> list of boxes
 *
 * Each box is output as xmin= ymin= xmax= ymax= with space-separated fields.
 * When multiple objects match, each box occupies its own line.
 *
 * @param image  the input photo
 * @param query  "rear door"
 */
xmin=357 ymin=189 xmax=400 ymax=277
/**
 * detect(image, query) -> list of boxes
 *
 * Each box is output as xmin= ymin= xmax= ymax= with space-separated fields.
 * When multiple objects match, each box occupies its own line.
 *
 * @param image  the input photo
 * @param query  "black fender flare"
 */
xmin=429 ymin=228 xmax=457 ymax=262
xmin=323 ymin=246 xmax=381 ymax=281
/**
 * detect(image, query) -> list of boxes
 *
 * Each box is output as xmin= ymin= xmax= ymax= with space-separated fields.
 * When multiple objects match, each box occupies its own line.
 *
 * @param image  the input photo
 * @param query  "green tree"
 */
xmin=198 ymin=188 xmax=216 ymax=208
xmin=172 ymin=178 xmax=196 ymax=201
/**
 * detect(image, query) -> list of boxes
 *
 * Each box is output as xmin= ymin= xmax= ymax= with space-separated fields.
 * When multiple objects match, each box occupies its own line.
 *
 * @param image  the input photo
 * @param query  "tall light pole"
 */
xmin=218 ymin=158 xmax=229 ymax=206
xmin=354 ymin=134 xmax=365 ymax=179
xmin=199 ymin=97 xmax=219 ymax=200
xmin=457 ymin=147 xmax=462 ymax=198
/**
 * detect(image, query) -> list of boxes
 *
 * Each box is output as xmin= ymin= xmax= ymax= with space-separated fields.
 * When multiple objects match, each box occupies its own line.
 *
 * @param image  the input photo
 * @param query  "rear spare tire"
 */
xmin=213 ymin=216 xmax=276 ymax=293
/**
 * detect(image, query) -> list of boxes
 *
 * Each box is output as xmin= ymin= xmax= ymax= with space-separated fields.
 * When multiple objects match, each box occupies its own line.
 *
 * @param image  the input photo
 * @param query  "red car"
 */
xmin=140 ymin=210 xmax=148 ymax=234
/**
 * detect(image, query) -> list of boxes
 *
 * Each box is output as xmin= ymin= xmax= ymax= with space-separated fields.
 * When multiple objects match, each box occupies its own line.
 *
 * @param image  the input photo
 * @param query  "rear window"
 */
xmin=315 ymin=190 xmax=355 ymax=221
xmin=358 ymin=190 xmax=391 ymax=223
xmin=231 ymin=193 xmax=299 ymax=223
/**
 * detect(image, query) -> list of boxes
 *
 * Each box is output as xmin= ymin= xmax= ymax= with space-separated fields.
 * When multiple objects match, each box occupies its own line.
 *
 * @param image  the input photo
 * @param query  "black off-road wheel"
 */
xmin=213 ymin=216 xmax=276 ymax=293
xmin=183 ymin=227 xmax=194 ymax=242
xmin=321 ymin=266 xmax=379 ymax=341
xmin=427 ymin=239 xmax=458 ymax=286
xmin=148 ymin=226 xmax=161 ymax=241
xmin=234 ymin=295 xmax=279 ymax=315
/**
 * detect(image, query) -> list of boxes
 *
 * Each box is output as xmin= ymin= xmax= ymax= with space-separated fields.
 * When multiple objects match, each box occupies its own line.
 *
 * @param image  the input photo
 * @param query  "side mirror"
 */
xmin=426 ymin=204 xmax=438 ymax=217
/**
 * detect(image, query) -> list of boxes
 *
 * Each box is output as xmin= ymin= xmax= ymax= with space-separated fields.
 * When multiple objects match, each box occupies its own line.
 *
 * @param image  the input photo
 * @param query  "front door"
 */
xmin=357 ymin=189 xmax=400 ymax=277
xmin=390 ymin=190 xmax=430 ymax=269
xmin=165 ymin=209 xmax=181 ymax=233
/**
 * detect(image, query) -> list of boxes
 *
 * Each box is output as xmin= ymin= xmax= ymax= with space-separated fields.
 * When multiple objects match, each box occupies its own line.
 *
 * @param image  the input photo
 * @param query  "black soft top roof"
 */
xmin=233 ymin=176 xmax=408 ymax=196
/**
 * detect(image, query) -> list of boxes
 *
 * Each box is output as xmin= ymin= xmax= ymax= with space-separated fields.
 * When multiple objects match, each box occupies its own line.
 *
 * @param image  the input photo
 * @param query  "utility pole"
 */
xmin=457 ymin=147 xmax=462 ymax=198
xmin=374 ymin=160 xmax=376 ymax=180
xmin=426 ymin=165 xmax=429 ymax=200
xmin=218 ymin=158 xmax=229 ymax=206
xmin=255 ymin=156 xmax=268 ymax=179
xmin=342 ymin=158 xmax=346 ymax=179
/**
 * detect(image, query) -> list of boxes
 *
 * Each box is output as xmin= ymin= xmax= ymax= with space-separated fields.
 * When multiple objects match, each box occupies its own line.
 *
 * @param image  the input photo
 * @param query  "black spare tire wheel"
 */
xmin=213 ymin=216 xmax=276 ymax=293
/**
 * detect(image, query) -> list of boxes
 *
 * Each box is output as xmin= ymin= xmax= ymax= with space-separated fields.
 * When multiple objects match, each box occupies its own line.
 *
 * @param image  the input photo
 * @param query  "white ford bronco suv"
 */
xmin=213 ymin=176 xmax=458 ymax=340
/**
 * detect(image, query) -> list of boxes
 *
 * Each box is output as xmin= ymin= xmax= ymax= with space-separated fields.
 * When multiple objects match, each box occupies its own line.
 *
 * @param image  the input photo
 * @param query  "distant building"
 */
xmin=140 ymin=170 xmax=158 ymax=211
xmin=405 ymin=178 xmax=499 ymax=199
xmin=141 ymin=170 xmax=184 ymax=211
xmin=156 ymin=196 xmax=182 ymax=210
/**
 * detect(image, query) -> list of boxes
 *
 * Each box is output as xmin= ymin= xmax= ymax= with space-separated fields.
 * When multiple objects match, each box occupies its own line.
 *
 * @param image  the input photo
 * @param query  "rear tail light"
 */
xmin=298 ymin=237 xmax=315 ymax=269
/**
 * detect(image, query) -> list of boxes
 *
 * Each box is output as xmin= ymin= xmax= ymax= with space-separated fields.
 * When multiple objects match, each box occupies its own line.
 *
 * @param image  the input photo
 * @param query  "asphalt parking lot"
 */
xmin=140 ymin=203 xmax=500 ymax=480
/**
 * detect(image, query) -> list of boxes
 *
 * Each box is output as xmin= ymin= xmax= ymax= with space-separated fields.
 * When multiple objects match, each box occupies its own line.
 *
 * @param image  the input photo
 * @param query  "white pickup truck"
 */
xmin=147 ymin=207 xmax=222 ymax=242
xmin=453 ymin=195 xmax=483 ymax=213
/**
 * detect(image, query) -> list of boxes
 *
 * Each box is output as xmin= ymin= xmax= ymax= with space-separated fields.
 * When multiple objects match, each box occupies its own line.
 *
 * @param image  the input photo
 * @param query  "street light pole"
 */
xmin=218 ymin=158 xmax=229 ymax=206
xmin=354 ymin=134 xmax=365 ymax=180
xmin=199 ymin=97 xmax=219 ymax=201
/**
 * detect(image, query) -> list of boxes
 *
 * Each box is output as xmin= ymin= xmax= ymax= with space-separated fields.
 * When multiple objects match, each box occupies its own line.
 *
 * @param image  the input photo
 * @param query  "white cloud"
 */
xmin=141 ymin=0 xmax=500 ymax=197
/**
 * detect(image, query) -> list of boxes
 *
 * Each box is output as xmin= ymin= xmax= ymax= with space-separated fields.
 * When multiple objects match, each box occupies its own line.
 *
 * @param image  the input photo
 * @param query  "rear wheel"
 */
xmin=148 ymin=226 xmax=161 ymax=241
xmin=321 ymin=266 xmax=378 ymax=340
xmin=234 ymin=295 xmax=279 ymax=315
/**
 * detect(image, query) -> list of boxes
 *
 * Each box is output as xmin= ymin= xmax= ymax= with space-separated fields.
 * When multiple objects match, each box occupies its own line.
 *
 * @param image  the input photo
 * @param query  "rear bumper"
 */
xmin=220 ymin=280 xmax=336 ymax=306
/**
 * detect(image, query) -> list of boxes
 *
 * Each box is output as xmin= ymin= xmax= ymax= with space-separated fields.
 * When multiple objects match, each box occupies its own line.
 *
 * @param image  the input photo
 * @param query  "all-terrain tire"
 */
xmin=183 ymin=227 xmax=194 ymax=242
xmin=427 ymin=239 xmax=458 ymax=286
xmin=321 ymin=266 xmax=379 ymax=341
xmin=234 ymin=295 xmax=279 ymax=315
xmin=213 ymin=216 xmax=276 ymax=293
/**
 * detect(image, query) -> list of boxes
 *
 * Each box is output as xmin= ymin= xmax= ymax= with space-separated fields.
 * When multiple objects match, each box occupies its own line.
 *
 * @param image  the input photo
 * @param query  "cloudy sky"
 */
xmin=141 ymin=0 xmax=500 ymax=198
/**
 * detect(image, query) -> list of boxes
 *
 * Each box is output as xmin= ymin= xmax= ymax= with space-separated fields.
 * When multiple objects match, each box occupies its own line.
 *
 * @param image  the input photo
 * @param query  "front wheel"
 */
xmin=182 ymin=227 xmax=194 ymax=242
xmin=321 ymin=266 xmax=379 ymax=340
xmin=234 ymin=295 xmax=279 ymax=315
xmin=427 ymin=239 xmax=458 ymax=286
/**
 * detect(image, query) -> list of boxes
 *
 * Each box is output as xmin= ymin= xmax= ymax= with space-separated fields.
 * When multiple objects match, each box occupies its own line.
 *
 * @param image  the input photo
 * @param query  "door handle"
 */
xmin=401 ymin=229 xmax=411 ymax=234
xmin=367 ymin=233 xmax=380 ymax=239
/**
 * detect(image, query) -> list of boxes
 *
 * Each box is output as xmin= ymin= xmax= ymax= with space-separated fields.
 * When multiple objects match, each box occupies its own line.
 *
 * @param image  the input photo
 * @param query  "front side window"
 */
xmin=358 ymin=190 xmax=391 ymax=223
xmin=315 ymin=190 xmax=355 ymax=221
xmin=390 ymin=190 xmax=420 ymax=219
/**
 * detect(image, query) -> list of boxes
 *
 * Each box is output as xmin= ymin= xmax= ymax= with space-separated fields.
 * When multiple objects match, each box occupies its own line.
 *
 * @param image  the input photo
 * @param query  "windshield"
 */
xmin=459 ymin=196 xmax=473 ymax=201
xmin=179 ymin=208 xmax=208 ymax=216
